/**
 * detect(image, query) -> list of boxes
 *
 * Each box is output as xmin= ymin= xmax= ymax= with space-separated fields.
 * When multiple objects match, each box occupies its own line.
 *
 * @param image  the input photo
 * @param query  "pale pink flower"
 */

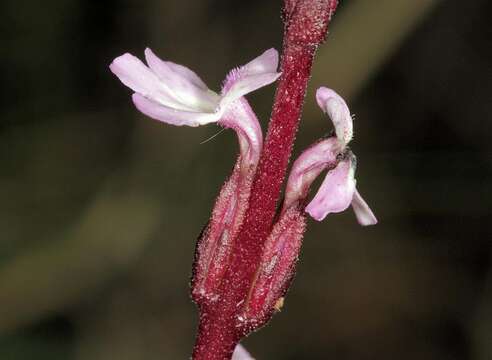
xmin=285 ymin=87 xmax=377 ymax=225
xmin=110 ymin=48 xmax=280 ymax=167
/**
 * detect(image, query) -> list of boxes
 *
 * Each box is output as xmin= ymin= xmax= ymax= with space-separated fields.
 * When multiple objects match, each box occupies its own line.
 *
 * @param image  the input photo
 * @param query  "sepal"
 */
xmin=238 ymin=206 xmax=306 ymax=330
xmin=191 ymin=161 xmax=255 ymax=304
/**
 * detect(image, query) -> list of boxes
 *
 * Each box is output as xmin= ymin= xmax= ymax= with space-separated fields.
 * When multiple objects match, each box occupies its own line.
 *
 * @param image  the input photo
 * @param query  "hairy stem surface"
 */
xmin=193 ymin=1 xmax=338 ymax=358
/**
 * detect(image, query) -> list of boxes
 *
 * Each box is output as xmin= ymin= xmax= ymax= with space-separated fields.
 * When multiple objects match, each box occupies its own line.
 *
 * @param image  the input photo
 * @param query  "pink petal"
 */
xmin=316 ymin=87 xmax=353 ymax=146
xmin=110 ymin=53 xmax=161 ymax=96
xmin=110 ymin=53 xmax=185 ymax=110
xmin=283 ymin=137 xmax=339 ymax=211
xmin=305 ymin=155 xmax=356 ymax=221
xmin=232 ymin=344 xmax=254 ymax=360
xmin=221 ymin=48 xmax=281 ymax=105
xmin=145 ymin=48 xmax=208 ymax=90
xmin=241 ymin=48 xmax=279 ymax=75
xmin=351 ymin=189 xmax=377 ymax=226
xmin=144 ymin=48 xmax=219 ymax=110
xmin=132 ymin=93 xmax=218 ymax=127
xmin=219 ymin=98 xmax=263 ymax=167
xmin=221 ymin=73 xmax=281 ymax=107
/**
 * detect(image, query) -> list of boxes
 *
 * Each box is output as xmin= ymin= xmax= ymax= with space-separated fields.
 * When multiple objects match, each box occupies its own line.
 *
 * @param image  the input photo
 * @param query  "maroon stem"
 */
xmin=192 ymin=306 xmax=239 ymax=360
xmin=193 ymin=1 xmax=338 ymax=358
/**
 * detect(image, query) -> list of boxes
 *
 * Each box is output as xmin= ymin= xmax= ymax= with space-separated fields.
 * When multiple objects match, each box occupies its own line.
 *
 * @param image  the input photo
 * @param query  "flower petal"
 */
xmin=221 ymin=48 xmax=281 ymax=105
xmin=316 ymin=87 xmax=353 ymax=146
xmin=232 ymin=344 xmax=254 ymax=360
xmin=110 ymin=53 xmax=187 ymax=110
xmin=241 ymin=47 xmax=279 ymax=75
xmin=219 ymin=98 xmax=263 ymax=167
xmin=351 ymin=189 xmax=377 ymax=226
xmin=305 ymin=155 xmax=356 ymax=221
xmin=145 ymin=48 xmax=208 ymax=90
xmin=221 ymin=73 xmax=281 ymax=108
xmin=132 ymin=93 xmax=218 ymax=127
xmin=110 ymin=53 xmax=160 ymax=95
xmin=144 ymin=48 xmax=219 ymax=111
xmin=283 ymin=137 xmax=339 ymax=211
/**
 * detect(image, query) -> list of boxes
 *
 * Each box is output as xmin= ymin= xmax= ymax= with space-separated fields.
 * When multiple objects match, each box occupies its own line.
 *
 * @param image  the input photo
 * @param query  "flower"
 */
xmin=110 ymin=48 xmax=280 ymax=167
xmin=110 ymin=48 xmax=279 ymax=127
xmin=284 ymin=87 xmax=377 ymax=225
xmin=110 ymin=48 xmax=283 ymax=306
xmin=107 ymin=48 xmax=279 ymax=304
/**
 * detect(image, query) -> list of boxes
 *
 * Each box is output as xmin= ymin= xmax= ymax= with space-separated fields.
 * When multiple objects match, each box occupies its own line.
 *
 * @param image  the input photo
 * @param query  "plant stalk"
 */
xmin=192 ymin=1 xmax=338 ymax=358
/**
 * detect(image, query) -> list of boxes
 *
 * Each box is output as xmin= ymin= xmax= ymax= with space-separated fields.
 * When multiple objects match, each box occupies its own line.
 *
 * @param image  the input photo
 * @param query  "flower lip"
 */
xmin=283 ymin=137 xmax=339 ymax=212
xmin=305 ymin=153 xmax=357 ymax=221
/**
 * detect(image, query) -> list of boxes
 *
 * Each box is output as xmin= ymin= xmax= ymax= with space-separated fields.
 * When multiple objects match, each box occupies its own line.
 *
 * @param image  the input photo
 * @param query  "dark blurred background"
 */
xmin=1 ymin=0 xmax=491 ymax=359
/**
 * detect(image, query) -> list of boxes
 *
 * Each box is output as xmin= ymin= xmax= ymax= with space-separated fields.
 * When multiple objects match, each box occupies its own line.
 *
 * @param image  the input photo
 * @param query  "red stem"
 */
xmin=193 ymin=1 xmax=338 ymax=358
xmin=192 ymin=306 xmax=239 ymax=360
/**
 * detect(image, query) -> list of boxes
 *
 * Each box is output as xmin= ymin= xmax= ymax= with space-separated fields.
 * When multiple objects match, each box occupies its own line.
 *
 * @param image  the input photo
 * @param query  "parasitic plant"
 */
xmin=110 ymin=0 xmax=376 ymax=358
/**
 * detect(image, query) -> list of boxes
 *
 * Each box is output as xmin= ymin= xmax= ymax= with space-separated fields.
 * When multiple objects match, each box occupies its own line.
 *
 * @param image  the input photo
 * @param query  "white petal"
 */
xmin=110 ymin=53 xmax=161 ymax=96
xmin=144 ymin=48 xmax=219 ymax=111
xmin=132 ymin=93 xmax=219 ymax=127
xmin=351 ymin=189 xmax=377 ymax=226
xmin=151 ymin=55 xmax=208 ymax=90
xmin=110 ymin=53 xmax=189 ymax=110
xmin=316 ymin=87 xmax=353 ymax=146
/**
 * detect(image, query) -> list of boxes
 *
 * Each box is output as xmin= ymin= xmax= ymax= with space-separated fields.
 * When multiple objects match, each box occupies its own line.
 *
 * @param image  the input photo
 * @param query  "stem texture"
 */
xmin=192 ymin=1 xmax=338 ymax=358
